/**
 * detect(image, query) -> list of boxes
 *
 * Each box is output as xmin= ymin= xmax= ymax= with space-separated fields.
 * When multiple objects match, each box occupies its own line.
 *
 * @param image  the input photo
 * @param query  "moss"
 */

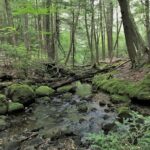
xmin=77 ymin=104 xmax=88 ymax=113
xmin=0 ymin=117 xmax=7 ymax=131
xmin=62 ymin=93 xmax=72 ymax=100
xmin=111 ymin=94 xmax=131 ymax=104
xmin=0 ymin=94 xmax=6 ymax=101
xmin=0 ymin=103 xmax=7 ymax=115
xmin=76 ymin=84 xmax=92 ymax=97
xmin=7 ymin=84 xmax=35 ymax=104
xmin=35 ymin=86 xmax=55 ymax=97
xmin=93 ymin=74 xmax=150 ymax=102
xmin=117 ymin=107 xmax=131 ymax=119
xmin=8 ymin=102 xmax=24 ymax=112
xmin=57 ymin=85 xmax=74 ymax=93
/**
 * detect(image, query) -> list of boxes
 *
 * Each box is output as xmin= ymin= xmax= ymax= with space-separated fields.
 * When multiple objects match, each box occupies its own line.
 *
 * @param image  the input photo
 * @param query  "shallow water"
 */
xmin=0 ymin=94 xmax=116 ymax=150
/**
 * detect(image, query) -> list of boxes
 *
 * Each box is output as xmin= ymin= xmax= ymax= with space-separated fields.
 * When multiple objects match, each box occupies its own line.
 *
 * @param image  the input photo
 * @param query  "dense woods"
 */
xmin=0 ymin=0 xmax=150 ymax=68
xmin=0 ymin=0 xmax=150 ymax=150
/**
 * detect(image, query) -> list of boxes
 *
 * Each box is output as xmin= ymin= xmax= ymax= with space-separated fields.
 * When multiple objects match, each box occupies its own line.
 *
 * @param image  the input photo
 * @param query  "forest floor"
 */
xmin=116 ymin=61 xmax=149 ymax=81
xmin=0 ymin=60 xmax=150 ymax=150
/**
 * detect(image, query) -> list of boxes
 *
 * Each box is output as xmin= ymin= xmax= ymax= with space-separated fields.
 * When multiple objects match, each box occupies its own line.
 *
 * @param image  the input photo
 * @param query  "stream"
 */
xmin=0 ymin=93 xmax=116 ymax=150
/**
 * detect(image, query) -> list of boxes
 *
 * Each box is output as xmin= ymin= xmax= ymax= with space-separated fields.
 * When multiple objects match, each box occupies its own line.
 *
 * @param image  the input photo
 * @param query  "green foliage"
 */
xmin=111 ymin=94 xmax=131 ymax=104
xmin=76 ymin=83 xmax=92 ymax=98
xmin=87 ymin=112 xmax=150 ymax=150
xmin=93 ymin=74 xmax=150 ymax=101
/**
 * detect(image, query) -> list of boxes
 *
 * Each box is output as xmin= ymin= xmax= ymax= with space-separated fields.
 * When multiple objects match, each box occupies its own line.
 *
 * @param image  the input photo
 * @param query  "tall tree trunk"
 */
xmin=65 ymin=3 xmax=80 ymax=67
xmin=24 ymin=14 xmax=30 ymax=53
xmin=105 ymin=1 xmax=113 ymax=62
xmin=45 ymin=0 xmax=55 ymax=61
xmin=118 ymin=0 xmax=150 ymax=66
xmin=100 ymin=0 xmax=106 ymax=60
xmin=4 ymin=0 xmax=16 ymax=45
xmin=145 ymin=0 xmax=150 ymax=50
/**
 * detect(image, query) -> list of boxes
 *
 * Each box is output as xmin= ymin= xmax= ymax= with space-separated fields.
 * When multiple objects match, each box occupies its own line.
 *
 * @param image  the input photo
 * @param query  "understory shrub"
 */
xmin=87 ymin=112 xmax=150 ymax=150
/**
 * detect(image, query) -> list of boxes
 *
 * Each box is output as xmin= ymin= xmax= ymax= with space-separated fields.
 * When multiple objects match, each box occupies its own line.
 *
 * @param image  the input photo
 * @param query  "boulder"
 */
xmin=0 ymin=116 xmax=7 ymax=131
xmin=62 ymin=93 xmax=72 ymax=101
xmin=117 ymin=107 xmax=131 ymax=120
xmin=8 ymin=102 xmax=24 ymax=113
xmin=0 ymin=82 xmax=12 ymax=90
xmin=0 ymin=103 xmax=7 ymax=115
xmin=36 ymin=96 xmax=51 ymax=104
xmin=0 ymin=94 xmax=7 ymax=114
xmin=57 ymin=85 xmax=75 ymax=93
xmin=35 ymin=86 xmax=55 ymax=97
xmin=6 ymin=84 xmax=35 ymax=105
xmin=77 ymin=103 xmax=88 ymax=113
xmin=76 ymin=84 xmax=92 ymax=98
xmin=0 ymin=94 xmax=6 ymax=101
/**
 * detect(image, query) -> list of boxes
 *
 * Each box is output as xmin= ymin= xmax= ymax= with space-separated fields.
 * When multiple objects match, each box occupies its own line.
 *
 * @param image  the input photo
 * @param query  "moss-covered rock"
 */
xmin=117 ymin=107 xmax=131 ymax=119
xmin=0 ymin=94 xmax=7 ymax=114
xmin=0 ymin=116 xmax=7 ymax=131
xmin=76 ymin=84 xmax=92 ymax=98
xmin=35 ymin=86 xmax=54 ymax=97
xmin=8 ymin=102 xmax=24 ymax=113
xmin=0 ymin=94 xmax=6 ymax=101
xmin=77 ymin=104 xmax=88 ymax=113
xmin=6 ymin=84 xmax=35 ymax=105
xmin=62 ymin=93 xmax=72 ymax=101
xmin=36 ymin=96 xmax=51 ymax=104
xmin=0 ymin=82 xmax=12 ymax=90
xmin=0 ymin=103 xmax=7 ymax=115
xmin=111 ymin=94 xmax=131 ymax=104
xmin=57 ymin=85 xmax=74 ymax=93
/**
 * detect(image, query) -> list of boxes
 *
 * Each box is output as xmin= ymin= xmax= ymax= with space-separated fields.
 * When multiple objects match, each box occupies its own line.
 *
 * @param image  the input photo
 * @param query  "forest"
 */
xmin=0 ymin=0 xmax=150 ymax=149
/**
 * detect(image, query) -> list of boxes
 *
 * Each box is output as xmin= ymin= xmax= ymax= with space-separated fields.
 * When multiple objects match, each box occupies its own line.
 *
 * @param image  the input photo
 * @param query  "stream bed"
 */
xmin=0 ymin=93 xmax=116 ymax=150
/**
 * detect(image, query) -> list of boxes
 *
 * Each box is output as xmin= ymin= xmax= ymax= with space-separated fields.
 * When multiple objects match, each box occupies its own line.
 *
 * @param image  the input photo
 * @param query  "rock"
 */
xmin=8 ymin=102 xmax=24 ymax=113
xmin=6 ymin=84 xmax=35 ymax=105
xmin=0 ymin=94 xmax=8 ymax=114
xmin=0 ymin=94 xmax=6 ymax=101
xmin=36 ymin=96 xmax=51 ymax=104
xmin=0 ymin=73 xmax=13 ymax=82
xmin=0 ymin=82 xmax=12 ymax=90
xmin=35 ymin=86 xmax=54 ymax=97
xmin=111 ymin=94 xmax=131 ymax=104
xmin=99 ymin=101 xmax=106 ymax=107
xmin=104 ymin=108 xmax=111 ymax=113
xmin=62 ymin=93 xmax=72 ymax=101
xmin=4 ymin=141 xmax=21 ymax=150
xmin=93 ymin=93 xmax=111 ymax=107
xmin=57 ymin=85 xmax=75 ymax=93
xmin=0 ymin=116 xmax=7 ymax=131
xmin=0 ymin=103 xmax=7 ymax=115
xmin=102 ymin=122 xmax=115 ymax=134
xmin=76 ymin=84 xmax=92 ymax=98
xmin=77 ymin=103 xmax=88 ymax=113
xmin=117 ymin=107 xmax=131 ymax=120
xmin=103 ymin=114 xmax=110 ymax=120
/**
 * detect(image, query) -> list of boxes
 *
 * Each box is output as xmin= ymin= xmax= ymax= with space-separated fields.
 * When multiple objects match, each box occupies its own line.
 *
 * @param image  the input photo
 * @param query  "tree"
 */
xmin=118 ymin=0 xmax=150 ymax=66
xmin=145 ymin=0 xmax=150 ymax=50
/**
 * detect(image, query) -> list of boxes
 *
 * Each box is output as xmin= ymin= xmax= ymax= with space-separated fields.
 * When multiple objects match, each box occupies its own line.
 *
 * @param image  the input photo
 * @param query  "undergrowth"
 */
xmin=87 ymin=112 xmax=150 ymax=150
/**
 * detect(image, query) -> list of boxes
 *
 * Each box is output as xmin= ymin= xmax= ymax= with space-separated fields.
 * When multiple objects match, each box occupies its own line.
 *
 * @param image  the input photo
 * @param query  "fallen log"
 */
xmin=50 ymin=65 xmax=116 ymax=89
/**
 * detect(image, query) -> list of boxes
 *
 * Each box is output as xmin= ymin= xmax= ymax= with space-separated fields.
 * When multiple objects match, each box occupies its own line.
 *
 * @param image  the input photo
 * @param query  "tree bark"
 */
xmin=118 ymin=0 xmax=149 ymax=66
